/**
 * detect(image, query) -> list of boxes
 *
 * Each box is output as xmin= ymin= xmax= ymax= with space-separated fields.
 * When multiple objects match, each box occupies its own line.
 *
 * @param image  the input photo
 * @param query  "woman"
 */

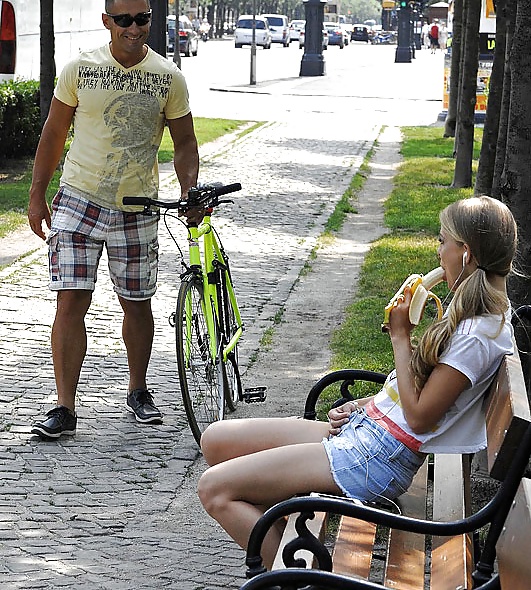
xmin=197 ymin=196 xmax=518 ymax=569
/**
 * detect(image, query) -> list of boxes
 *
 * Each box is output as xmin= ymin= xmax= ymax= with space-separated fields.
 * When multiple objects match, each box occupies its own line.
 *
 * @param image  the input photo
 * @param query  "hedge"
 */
xmin=0 ymin=80 xmax=41 ymax=160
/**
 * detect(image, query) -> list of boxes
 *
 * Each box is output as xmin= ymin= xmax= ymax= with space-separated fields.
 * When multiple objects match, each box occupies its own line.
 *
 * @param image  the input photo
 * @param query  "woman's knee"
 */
xmin=201 ymin=419 xmax=255 ymax=466
xmin=200 ymin=420 xmax=233 ymax=466
xmin=197 ymin=467 xmax=229 ymax=516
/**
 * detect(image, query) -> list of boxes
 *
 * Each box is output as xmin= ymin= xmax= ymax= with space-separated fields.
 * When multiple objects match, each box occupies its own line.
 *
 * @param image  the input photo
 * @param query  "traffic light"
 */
xmin=399 ymin=0 xmax=408 ymax=7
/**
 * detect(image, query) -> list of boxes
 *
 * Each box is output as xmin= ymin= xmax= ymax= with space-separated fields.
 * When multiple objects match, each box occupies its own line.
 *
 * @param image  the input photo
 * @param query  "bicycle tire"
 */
xmin=224 ymin=350 xmax=242 ymax=412
xmin=175 ymin=275 xmax=225 ymax=445
xmin=218 ymin=268 xmax=242 ymax=412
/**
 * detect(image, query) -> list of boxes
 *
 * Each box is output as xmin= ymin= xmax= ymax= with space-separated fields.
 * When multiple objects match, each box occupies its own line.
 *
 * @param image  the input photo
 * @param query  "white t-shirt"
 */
xmin=365 ymin=311 xmax=514 ymax=454
xmin=55 ymin=44 xmax=191 ymax=210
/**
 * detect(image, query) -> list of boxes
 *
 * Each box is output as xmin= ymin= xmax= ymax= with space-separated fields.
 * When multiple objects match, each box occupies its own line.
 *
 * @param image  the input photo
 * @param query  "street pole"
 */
xmin=173 ymin=0 xmax=181 ymax=69
xmin=299 ymin=0 xmax=326 ymax=77
xmin=250 ymin=0 xmax=256 ymax=85
xmin=395 ymin=0 xmax=412 ymax=63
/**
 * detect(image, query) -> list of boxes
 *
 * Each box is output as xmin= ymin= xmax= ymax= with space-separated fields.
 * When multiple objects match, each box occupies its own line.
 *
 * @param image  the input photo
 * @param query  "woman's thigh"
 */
xmin=201 ymin=417 xmax=331 ymax=466
xmin=202 ymin=441 xmax=342 ymax=507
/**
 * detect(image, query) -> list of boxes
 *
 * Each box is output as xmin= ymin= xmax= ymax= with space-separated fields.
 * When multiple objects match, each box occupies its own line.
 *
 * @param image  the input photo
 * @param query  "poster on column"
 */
xmin=442 ymin=0 xmax=495 ymax=118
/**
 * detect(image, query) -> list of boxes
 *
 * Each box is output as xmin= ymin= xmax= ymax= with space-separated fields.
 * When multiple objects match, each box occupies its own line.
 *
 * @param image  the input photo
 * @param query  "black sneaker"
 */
xmin=31 ymin=406 xmax=77 ymax=439
xmin=126 ymin=389 xmax=163 ymax=424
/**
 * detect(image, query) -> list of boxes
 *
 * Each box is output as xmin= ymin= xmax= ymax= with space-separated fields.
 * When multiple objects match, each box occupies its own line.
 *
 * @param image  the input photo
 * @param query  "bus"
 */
xmin=0 ymin=0 xmax=109 ymax=82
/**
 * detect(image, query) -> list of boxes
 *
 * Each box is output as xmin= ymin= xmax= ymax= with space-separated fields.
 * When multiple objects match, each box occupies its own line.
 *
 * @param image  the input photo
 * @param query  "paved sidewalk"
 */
xmin=0 ymin=105 xmax=400 ymax=587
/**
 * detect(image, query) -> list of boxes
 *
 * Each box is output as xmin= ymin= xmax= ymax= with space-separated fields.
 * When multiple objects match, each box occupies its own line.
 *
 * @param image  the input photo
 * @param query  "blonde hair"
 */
xmin=411 ymin=196 xmax=517 ymax=389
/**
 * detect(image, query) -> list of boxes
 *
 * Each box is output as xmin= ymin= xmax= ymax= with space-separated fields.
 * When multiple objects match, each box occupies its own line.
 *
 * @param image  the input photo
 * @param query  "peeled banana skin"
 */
xmin=382 ymin=267 xmax=444 ymax=333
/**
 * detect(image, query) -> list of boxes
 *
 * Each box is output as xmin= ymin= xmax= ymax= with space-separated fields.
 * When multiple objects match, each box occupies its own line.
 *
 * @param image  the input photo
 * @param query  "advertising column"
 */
xmin=442 ymin=0 xmax=496 ymax=122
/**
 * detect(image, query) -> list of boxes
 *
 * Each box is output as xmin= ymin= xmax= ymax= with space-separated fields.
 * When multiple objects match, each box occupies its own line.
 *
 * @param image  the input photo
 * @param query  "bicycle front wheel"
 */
xmin=175 ymin=276 xmax=225 ymax=445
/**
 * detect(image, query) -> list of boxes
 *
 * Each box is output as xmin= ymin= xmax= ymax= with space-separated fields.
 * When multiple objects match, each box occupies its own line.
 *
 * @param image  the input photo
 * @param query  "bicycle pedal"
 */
xmin=243 ymin=387 xmax=267 ymax=403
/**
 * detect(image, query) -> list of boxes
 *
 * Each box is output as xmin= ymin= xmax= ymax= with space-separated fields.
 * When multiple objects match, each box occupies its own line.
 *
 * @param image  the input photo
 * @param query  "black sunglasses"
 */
xmin=106 ymin=11 xmax=152 ymax=27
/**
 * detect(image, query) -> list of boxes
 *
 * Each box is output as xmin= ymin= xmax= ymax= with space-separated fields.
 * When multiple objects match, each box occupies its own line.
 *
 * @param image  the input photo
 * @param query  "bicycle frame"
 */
xmin=185 ymin=214 xmax=243 ymax=363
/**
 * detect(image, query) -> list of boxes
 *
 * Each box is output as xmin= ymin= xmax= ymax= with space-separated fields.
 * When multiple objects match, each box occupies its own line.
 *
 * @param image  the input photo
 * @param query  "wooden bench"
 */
xmin=241 ymin=347 xmax=531 ymax=590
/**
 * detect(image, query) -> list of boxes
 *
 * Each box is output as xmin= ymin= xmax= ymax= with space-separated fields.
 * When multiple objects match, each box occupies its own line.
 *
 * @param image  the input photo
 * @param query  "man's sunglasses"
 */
xmin=106 ymin=11 xmax=152 ymax=27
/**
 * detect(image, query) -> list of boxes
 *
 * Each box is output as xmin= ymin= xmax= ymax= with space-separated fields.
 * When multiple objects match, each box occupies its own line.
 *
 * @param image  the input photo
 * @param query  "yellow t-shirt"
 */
xmin=55 ymin=44 xmax=191 ymax=210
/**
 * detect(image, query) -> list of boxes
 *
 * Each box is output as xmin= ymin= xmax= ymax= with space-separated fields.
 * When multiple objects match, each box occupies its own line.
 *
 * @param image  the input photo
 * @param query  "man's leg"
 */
xmin=118 ymin=296 xmax=154 ymax=393
xmin=119 ymin=296 xmax=162 ymax=424
xmin=32 ymin=289 xmax=91 ymax=438
xmin=52 ymin=289 xmax=92 ymax=410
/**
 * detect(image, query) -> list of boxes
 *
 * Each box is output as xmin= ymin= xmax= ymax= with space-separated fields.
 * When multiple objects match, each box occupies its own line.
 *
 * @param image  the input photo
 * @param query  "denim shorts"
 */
xmin=47 ymin=186 xmax=159 ymax=300
xmin=322 ymin=409 xmax=425 ymax=502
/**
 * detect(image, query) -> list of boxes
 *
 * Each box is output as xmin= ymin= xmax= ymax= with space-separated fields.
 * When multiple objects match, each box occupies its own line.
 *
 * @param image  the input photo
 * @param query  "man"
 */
xmin=429 ymin=20 xmax=439 ymax=53
xmin=28 ymin=0 xmax=199 ymax=438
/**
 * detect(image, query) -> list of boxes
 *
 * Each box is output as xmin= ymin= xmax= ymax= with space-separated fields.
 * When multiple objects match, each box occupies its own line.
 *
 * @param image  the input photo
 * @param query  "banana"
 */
xmin=382 ymin=267 xmax=444 ymax=332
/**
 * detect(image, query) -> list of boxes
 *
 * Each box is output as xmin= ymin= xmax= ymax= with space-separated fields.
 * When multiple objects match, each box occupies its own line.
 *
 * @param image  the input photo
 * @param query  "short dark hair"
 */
xmin=105 ymin=1 xmax=151 ymax=12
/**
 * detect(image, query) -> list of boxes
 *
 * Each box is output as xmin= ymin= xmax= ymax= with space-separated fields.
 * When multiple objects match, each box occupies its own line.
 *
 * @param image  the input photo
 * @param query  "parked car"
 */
xmin=324 ymin=22 xmax=345 ymax=48
xmin=167 ymin=15 xmax=199 ymax=56
xmin=234 ymin=15 xmax=272 ymax=48
xmin=289 ymin=19 xmax=305 ymax=42
xmin=299 ymin=28 xmax=328 ymax=50
xmin=351 ymin=24 xmax=369 ymax=42
xmin=261 ymin=14 xmax=289 ymax=46
xmin=339 ymin=23 xmax=351 ymax=45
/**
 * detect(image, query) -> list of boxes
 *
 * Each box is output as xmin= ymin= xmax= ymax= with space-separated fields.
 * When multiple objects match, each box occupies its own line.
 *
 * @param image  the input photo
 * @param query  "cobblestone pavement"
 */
xmin=0 ymin=49 xmax=440 ymax=588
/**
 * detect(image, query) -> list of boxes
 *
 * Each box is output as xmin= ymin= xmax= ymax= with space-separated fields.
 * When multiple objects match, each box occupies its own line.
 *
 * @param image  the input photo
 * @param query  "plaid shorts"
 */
xmin=47 ymin=186 xmax=159 ymax=300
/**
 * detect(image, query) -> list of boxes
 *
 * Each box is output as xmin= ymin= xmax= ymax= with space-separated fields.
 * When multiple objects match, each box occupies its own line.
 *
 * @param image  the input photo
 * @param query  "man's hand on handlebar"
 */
xmin=179 ymin=199 xmax=206 ymax=225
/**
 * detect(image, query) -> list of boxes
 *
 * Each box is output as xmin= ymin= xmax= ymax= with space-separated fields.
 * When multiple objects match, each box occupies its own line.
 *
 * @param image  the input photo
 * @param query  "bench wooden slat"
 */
xmin=485 ymin=352 xmax=531 ymax=480
xmin=272 ymin=511 xmax=328 ymax=570
xmin=497 ymin=478 xmax=531 ymax=590
xmin=332 ymin=516 xmax=376 ymax=578
xmin=431 ymin=454 xmax=473 ymax=590
xmin=383 ymin=460 xmax=428 ymax=590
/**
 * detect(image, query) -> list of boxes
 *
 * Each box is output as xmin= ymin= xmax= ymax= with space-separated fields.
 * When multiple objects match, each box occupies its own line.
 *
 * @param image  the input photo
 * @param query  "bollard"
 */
xmin=299 ymin=0 xmax=326 ymax=77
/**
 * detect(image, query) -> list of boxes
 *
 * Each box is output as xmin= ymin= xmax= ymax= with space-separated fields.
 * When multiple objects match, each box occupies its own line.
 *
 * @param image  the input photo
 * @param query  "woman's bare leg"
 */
xmin=200 ymin=416 xmax=331 ymax=466
xmin=197 ymin=439 xmax=341 ymax=569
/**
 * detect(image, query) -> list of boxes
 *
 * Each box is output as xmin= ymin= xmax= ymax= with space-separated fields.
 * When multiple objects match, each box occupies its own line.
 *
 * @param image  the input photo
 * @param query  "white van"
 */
xmin=261 ymin=14 xmax=289 ymax=46
xmin=234 ymin=15 xmax=272 ymax=49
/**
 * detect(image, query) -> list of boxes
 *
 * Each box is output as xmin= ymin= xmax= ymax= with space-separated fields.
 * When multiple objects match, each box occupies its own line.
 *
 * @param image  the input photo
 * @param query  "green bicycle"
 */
xmin=124 ymin=183 xmax=265 ymax=444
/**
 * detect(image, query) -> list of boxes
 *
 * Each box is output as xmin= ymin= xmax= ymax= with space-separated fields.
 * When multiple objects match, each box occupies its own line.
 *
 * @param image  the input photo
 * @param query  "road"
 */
xmin=176 ymin=38 xmax=445 ymax=124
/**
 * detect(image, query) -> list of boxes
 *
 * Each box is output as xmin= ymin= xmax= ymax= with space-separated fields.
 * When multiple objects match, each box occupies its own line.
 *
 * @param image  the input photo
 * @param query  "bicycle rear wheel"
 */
xmin=175 ymin=275 xmax=225 ymax=445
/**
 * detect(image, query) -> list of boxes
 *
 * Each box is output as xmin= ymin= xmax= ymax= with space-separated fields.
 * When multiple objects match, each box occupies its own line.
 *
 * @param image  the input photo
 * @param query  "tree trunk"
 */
xmin=147 ymin=0 xmax=167 ymax=56
xmin=492 ymin=0 xmax=516 ymax=198
xmin=443 ymin=0 xmax=464 ymax=138
xmin=502 ymin=0 xmax=531 ymax=308
xmin=452 ymin=0 xmax=481 ymax=188
xmin=39 ymin=0 xmax=55 ymax=125
xmin=475 ymin=0 xmax=507 ymax=196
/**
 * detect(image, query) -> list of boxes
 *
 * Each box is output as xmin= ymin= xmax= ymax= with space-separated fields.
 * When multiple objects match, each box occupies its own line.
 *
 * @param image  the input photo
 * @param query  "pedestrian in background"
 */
xmin=421 ymin=20 xmax=430 ymax=49
xmin=438 ymin=23 xmax=448 ymax=52
xmin=429 ymin=20 xmax=440 ymax=53
xmin=28 ymin=0 xmax=199 ymax=439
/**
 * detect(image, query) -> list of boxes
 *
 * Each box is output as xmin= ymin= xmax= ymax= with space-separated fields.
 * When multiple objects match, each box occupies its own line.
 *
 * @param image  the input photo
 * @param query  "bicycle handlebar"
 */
xmin=122 ymin=182 xmax=242 ymax=212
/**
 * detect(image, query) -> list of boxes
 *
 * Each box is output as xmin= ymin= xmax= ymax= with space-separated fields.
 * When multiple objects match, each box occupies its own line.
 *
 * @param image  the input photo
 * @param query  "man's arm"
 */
xmin=28 ymin=97 xmax=76 ymax=240
xmin=167 ymin=112 xmax=199 ymax=197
